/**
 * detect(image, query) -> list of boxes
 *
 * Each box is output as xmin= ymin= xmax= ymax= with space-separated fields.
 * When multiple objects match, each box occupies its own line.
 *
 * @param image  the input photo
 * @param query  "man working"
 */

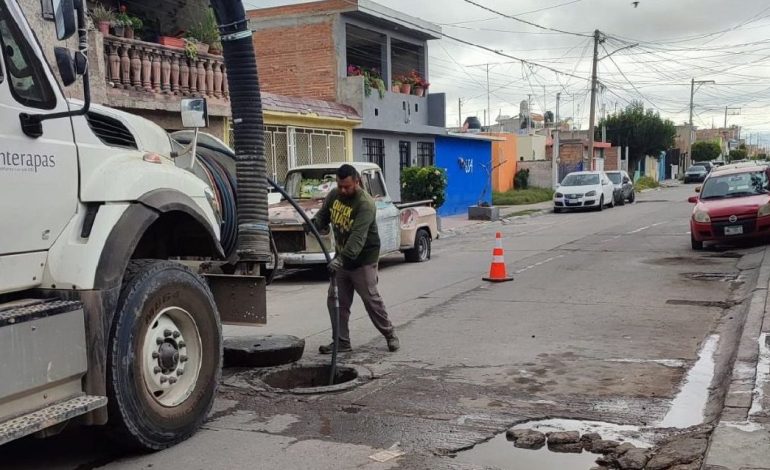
xmin=311 ymin=164 xmax=400 ymax=354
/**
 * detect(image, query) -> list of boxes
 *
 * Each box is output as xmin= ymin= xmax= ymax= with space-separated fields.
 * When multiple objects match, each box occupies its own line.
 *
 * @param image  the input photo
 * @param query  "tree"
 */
xmin=728 ymin=148 xmax=748 ymax=161
xmin=544 ymin=111 xmax=554 ymax=125
xmin=598 ymin=101 xmax=676 ymax=171
xmin=692 ymin=141 xmax=722 ymax=161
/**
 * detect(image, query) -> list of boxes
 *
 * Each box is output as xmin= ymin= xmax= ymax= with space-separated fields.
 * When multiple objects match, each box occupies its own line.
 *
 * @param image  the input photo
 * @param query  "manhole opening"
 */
xmin=260 ymin=365 xmax=358 ymax=390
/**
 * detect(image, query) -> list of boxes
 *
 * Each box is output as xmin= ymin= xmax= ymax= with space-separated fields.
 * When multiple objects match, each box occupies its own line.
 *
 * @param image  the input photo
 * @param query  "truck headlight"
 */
xmin=758 ymin=204 xmax=770 ymax=218
xmin=585 ymin=190 xmax=596 ymax=197
xmin=693 ymin=210 xmax=711 ymax=223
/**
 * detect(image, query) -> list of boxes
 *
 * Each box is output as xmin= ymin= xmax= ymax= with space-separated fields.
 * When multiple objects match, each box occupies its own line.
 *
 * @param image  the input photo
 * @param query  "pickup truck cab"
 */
xmin=269 ymin=162 xmax=437 ymax=269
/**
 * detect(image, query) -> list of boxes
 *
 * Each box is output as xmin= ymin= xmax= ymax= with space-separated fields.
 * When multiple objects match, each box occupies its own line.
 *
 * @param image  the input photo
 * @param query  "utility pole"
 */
xmin=724 ymin=106 xmax=740 ymax=128
xmin=553 ymin=92 xmax=561 ymax=188
xmin=486 ymin=64 xmax=491 ymax=129
xmin=587 ymin=29 xmax=601 ymax=169
xmin=688 ymin=78 xmax=716 ymax=165
xmin=543 ymin=85 xmax=547 ymax=125
xmin=527 ymin=94 xmax=532 ymax=134
xmin=458 ymin=98 xmax=462 ymax=128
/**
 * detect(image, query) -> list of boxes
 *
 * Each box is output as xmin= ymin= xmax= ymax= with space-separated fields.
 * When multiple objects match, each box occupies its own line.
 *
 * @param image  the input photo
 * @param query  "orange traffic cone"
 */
xmin=483 ymin=232 xmax=514 ymax=282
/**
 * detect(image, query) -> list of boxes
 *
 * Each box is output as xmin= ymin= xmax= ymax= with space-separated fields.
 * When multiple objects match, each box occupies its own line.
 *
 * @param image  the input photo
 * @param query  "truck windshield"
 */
xmin=284 ymin=170 xmax=337 ymax=199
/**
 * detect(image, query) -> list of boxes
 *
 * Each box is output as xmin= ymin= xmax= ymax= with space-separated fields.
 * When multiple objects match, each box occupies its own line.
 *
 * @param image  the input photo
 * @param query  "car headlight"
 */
xmin=758 ymin=204 xmax=770 ymax=218
xmin=555 ymin=192 xmax=563 ymax=198
xmin=585 ymin=190 xmax=597 ymax=197
xmin=693 ymin=210 xmax=711 ymax=223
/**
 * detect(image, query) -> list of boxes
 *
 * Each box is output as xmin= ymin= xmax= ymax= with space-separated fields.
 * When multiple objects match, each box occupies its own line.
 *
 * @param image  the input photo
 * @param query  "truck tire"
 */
xmin=106 ymin=260 xmax=222 ymax=451
xmin=405 ymin=229 xmax=431 ymax=263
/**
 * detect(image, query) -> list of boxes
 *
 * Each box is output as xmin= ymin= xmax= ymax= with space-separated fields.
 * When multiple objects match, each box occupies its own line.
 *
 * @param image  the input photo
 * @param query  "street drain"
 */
xmin=681 ymin=272 xmax=740 ymax=282
xmin=226 ymin=362 xmax=370 ymax=395
xmin=666 ymin=299 xmax=736 ymax=309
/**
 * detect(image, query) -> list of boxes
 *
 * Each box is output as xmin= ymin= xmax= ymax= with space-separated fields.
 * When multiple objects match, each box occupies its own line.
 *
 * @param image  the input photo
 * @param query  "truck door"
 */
xmin=362 ymin=169 xmax=399 ymax=254
xmin=0 ymin=4 xmax=77 ymax=255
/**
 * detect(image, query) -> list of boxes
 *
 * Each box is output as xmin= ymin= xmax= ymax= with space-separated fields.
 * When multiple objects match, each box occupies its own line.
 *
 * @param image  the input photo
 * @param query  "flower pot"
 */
xmin=113 ymin=25 xmax=125 ymax=37
xmin=209 ymin=46 xmax=222 ymax=56
xmin=98 ymin=21 xmax=110 ymax=36
xmin=124 ymin=26 xmax=134 ymax=39
xmin=196 ymin=43 xmax=210 ymax=55
xmin=159 ymin=36 xmax=185 ymax=49
xmin=400 ymin=83 xmax=411 ymax=94
xmin=391 ymin=85 xmax=400 ymax=93
xmin=413 ymin=87 xmax=425 ymax=97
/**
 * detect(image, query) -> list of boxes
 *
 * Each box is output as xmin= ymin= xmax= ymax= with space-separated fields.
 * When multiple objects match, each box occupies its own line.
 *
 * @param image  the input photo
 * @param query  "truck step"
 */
xmin=0 ymin=395 xmax=107 ymax=445
xmin=0 ymin=299 xmax=82 ymax=326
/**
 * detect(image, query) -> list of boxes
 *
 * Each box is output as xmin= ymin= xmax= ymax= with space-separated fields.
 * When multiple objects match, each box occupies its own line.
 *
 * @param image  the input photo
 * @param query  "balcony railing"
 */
xmin=103 ymin=36 xmax=228 ymax=101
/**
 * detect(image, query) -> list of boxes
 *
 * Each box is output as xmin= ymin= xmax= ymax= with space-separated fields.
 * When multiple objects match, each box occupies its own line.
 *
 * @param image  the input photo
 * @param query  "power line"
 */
xmin=462 ymin=0 xmax=592 ymax=38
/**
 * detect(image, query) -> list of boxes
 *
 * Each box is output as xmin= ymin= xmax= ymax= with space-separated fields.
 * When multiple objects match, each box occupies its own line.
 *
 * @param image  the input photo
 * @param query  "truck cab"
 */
xmin=0 ymin=0 xmax=267 ymax=451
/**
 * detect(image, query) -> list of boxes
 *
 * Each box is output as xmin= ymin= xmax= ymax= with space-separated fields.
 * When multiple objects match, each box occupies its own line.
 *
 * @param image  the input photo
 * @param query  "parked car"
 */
xmin=693 ymin=161 xmax=715 ymax=173
xmin=606 ymin=170 xmax=635 ymax=205
xmin=269 ymin=162 xmax=437 ymax=271
xmin=684 ymin=165 xmax=709 ymax=183
xmin=688 ymin=164 xmax=770 ymax=250
xmin=553 ymin=171 xmax=616 ymax=212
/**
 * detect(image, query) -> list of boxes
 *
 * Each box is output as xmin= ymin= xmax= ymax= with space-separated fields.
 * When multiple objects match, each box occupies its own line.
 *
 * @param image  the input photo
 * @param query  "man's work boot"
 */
xmin=387 ymin=335 xmax=400 ymax=352
xmin=319 ymin=342 xmax=352 ymax=354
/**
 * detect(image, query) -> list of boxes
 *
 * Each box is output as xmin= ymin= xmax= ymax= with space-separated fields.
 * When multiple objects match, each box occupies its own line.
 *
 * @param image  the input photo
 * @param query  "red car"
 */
xmin=689 ymin=164 xmax=770 ymax=250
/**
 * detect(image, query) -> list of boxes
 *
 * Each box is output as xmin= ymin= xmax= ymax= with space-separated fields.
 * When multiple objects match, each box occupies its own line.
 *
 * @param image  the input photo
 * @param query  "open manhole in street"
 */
xmin=225 ymin=362 xmax=370 ymax=394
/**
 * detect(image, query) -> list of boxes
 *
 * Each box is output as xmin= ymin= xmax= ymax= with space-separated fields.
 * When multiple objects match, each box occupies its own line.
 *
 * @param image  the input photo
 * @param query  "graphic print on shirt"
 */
xmin=330 ymin=199 xmax=354 ymax=248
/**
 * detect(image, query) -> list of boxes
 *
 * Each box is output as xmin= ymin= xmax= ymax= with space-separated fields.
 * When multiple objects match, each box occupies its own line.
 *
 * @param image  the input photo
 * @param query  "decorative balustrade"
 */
xmin=103 ymin=36 xmax=228 ymax=101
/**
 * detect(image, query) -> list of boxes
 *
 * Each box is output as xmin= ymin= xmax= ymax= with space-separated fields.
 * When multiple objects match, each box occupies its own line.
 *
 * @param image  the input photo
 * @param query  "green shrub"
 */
xmin=401 ymin=166 xmax=447 ymax=209
xmin=514 ymin=168 xmax=530 ymax=189
xmin=635 ymin=176 xmax=659 ymax=192
xmin=492 ymin=187 xmax=554 ymax=205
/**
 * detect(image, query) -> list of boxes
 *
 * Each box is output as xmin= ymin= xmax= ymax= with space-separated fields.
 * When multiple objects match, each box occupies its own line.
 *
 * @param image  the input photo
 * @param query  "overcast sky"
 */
xmin=246 ymin=0 xmax=770 ymax=148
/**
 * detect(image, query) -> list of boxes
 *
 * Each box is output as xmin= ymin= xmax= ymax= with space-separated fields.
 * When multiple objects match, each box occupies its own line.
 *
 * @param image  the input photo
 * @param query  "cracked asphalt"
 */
xmin=1 ymin=184 xmax=765 ymax=469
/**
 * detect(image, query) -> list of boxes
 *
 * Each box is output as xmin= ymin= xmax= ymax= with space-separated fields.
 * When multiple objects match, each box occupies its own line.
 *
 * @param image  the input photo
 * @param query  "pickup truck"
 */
xmin=269 ymin=162 xmax=437 ymax=270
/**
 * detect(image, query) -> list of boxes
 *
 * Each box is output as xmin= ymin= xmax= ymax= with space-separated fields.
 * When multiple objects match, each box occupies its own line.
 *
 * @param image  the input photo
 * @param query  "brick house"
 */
xmin=249 ymin=0 xmax=448 ymax=198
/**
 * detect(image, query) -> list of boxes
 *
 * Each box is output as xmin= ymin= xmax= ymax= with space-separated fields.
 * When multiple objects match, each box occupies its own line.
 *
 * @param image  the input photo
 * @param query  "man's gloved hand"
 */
xmin=328 ymin=257 xmax=343 ymax=272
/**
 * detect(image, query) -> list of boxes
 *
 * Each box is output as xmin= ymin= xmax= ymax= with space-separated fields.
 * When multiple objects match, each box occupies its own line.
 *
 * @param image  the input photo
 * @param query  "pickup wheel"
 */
xmin=106 ymin=260 xmax=222 ymax=451
xmin=405 ymin=229 xmax=431 ymax=262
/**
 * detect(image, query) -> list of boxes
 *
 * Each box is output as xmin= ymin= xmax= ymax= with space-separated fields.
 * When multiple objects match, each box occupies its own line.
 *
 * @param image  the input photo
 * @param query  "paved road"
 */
xmin=2 ymin=184 xmax=764 ymax=469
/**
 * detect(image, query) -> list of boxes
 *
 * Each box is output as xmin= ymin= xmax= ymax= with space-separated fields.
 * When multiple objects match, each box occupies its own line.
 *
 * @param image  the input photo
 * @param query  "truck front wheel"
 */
xmin=405 ymin=229 xmax=431 ymax=262
xmin=106 ymin=260 xmax=222 ymax=451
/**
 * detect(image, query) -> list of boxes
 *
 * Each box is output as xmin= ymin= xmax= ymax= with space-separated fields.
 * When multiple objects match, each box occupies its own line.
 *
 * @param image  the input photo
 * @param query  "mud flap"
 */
xmin=204 ymin=274 xmax=266 ymax=326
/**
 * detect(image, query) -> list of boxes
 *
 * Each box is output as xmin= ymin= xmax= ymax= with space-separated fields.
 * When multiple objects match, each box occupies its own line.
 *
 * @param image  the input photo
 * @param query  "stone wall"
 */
xmin=517 ymin=160 xmax=552 ymax=189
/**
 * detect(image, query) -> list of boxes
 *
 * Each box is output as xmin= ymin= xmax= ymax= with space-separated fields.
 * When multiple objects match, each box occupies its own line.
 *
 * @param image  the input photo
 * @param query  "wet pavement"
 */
xmin=1 ymin=184 xmax=766 ymax=469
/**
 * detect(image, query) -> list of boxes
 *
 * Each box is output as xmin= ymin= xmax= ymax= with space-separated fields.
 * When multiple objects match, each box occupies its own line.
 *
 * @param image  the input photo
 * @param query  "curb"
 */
xmin=704 ymin=245 xmax=770 ymax=470
xmin=439 ymin=208 xmax=552 ymax=239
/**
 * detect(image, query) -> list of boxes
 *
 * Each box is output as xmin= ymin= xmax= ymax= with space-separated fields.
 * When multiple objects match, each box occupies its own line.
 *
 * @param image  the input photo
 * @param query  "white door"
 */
xmin=362 ymin=169 xmax=400 ymax=255
xmin=0 ymin=4 xmax=78 ymax=255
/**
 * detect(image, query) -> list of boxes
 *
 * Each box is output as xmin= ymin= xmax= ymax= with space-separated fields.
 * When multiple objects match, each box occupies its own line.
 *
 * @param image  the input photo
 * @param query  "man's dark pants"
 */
xmin=327 ymin=263 xmax=394 ymax=347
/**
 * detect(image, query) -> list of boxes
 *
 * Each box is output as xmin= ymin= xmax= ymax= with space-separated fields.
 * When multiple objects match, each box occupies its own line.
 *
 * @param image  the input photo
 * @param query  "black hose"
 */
xmin=209 ymin=0 xmax=270 ymax=266
xmin=197 ymin=153 xmax=237 ymax=257
xmin=266 ymin=177 xmax=340 ymax=385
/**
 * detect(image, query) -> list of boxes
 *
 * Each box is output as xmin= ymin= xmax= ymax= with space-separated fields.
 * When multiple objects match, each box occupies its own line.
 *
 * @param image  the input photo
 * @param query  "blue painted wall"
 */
xmin=436 ymin=136 xmax=493 ymax=216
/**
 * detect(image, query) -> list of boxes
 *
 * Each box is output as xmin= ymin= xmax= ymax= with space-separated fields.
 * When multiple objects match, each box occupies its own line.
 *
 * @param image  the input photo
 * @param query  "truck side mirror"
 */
xmin=51 ymin=0 xmax=77 ymax=41
xmin=181 ymin=98 xmax=208 ymax=129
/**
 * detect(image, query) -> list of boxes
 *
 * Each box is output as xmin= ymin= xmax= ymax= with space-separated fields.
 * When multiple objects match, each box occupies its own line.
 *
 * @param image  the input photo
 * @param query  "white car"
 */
xmin=553 ymin=171 xmax=616 ymax=212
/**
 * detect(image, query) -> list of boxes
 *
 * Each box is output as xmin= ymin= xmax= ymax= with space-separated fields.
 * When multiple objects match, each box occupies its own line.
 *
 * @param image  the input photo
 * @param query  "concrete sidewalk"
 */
xmin=705 ymin=246 xmax=770 ymax=470
xmin=439 ymin=200 xmax=553 ymax=236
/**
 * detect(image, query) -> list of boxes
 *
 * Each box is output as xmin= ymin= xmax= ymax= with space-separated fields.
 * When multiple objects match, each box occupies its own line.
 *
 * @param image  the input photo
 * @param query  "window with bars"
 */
xmin=399 ymin=141 xmax=411 ymax=171
xmin=363 ymin=138 xmax=385 ymax=175
xmin=417 ymin=142 xmax=435 ymax=167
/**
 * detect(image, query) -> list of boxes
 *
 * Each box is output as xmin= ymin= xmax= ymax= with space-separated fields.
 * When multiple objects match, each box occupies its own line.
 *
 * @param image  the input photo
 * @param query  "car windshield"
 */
xmin=284 ymin=170 xmax=337 ymax=199
xmin=700 ymin=171 xmax=768 ymax=200
xmin=561 ymin=174 xmax=599 ymax=186
xmin=606 ymin=173 xmax=622 ymax=184
xmin=687 ymin=166 xmax=706 ymax=172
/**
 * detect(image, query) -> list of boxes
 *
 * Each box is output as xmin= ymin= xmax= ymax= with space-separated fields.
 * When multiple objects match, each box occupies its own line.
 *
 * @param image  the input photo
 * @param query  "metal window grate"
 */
xmin=417 ymin=142 xmax=435 ymax=167
xmin=399 ymin=141 xmax=411 ymax=171
xmin=363 ymin=138 xmax=385 ymax=175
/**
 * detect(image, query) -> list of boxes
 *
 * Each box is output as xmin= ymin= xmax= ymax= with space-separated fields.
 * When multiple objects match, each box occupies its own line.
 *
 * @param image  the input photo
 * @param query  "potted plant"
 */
xmin=396 ymin=74 xmax=412 ymax=95
xmin=184 ymin=38 xmax=200 ymax=59
xmin=186 ymin=8 xmax=219 ymax=55
xmin=90 ymin=4 xmax=115 ymax=36
xmin=391 ymin=79 xmax=401 ymax=93
xmin=126 ymin=15 xmax=143 ymax=40
xmin=409 ymin=70 xmax=429 ymax=97
xmin=113 ymin=6 xmax=129 ymax=37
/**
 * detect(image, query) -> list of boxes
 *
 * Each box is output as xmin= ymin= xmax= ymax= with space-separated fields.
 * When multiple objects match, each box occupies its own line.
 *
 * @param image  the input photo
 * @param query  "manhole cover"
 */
xmin=223 ymin=335 xmax=305 ymax=368
xmin=225 ymin=362 xmax=369 ymax=394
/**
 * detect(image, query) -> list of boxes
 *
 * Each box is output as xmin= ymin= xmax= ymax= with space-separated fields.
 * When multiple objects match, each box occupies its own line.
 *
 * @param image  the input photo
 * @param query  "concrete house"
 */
xmin=249 ymin=0 xmax=448 ymax=198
